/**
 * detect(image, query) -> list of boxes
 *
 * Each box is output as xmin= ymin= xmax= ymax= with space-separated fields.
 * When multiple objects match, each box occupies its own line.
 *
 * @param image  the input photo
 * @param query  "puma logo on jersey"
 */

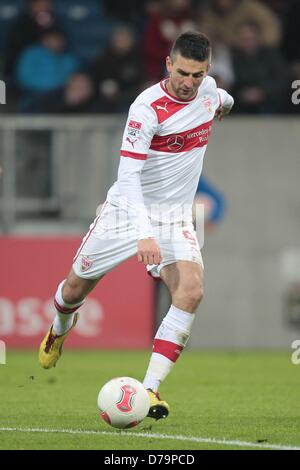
xmin=156 ymin=103 xmax=169 ymax=113
xmin=126 ymin=137 xmax=137 ymax=148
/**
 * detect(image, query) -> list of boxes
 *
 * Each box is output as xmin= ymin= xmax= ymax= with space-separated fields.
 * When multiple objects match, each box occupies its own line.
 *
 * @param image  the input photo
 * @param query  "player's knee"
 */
xmin=196 ymin=284 xmax=204 ymax=304
xmin=187 ymin=284 xmax=204 ymax=310
xmin=174 ymin=283 xmax=204 ymax=312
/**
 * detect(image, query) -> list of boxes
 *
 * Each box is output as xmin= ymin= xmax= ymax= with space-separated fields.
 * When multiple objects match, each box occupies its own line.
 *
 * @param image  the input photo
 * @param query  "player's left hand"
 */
xmin=215 ymin=105 xmax=232 ymax=121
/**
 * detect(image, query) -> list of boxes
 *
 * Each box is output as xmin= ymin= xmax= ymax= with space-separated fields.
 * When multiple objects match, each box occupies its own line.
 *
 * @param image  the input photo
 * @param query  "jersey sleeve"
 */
xmin=120 ymin=101 xmax=158 ymax=160
xmin=117 ymin=101 xmax=158 ymax=239
xmin=217 ymin=88 xmax=234 ymax=110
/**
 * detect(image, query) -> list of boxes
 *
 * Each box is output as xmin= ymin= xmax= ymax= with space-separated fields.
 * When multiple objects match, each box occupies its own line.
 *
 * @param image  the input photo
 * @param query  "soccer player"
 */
xmin=39 ymin=31 xmax=234 ymax=420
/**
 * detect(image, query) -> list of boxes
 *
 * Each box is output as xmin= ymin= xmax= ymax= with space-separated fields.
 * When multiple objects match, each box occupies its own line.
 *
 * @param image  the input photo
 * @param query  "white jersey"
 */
xmin=107 ymin=76 xmax=233 ymax=239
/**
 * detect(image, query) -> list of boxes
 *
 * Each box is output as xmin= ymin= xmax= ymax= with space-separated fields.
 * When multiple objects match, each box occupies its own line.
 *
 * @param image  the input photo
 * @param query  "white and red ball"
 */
xmin=97 ymin=377 xmax=150 ymax=429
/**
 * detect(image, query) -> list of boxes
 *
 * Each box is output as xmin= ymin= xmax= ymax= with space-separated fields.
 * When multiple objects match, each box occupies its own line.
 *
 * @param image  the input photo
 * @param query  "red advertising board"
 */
xmin=0 ymin=237 xmax=155 ymax=349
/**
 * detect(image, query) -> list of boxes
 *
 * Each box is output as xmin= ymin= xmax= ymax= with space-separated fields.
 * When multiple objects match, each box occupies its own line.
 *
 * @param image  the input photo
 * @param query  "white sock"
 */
xmin=53 ymin=280 xmax=84 ymax=335
xmin=143 ymin=305 xmax=195 ymax=392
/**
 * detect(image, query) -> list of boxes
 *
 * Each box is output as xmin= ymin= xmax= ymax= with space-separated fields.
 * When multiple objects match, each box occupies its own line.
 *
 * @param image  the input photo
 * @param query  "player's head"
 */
xmin=166 ymin=31 xmax=211 ymax=100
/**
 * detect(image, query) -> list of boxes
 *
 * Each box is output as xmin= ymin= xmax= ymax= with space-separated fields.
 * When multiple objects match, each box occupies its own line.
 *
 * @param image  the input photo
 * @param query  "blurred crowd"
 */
xmin=0 ymin=0 xmax=299 ymax=114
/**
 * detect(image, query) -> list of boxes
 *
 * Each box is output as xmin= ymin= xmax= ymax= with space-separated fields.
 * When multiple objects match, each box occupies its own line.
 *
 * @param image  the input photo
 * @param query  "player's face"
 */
xmin=166 ymin=54 xmax=210 ymax=100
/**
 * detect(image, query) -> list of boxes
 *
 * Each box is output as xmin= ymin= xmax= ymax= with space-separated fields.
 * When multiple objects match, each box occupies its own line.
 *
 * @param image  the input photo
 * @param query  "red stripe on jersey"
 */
xmin=151 ymin=96 xmax=188 ymax=124
xmin=150 ymin=120 xmax=213 ymax=153
xmin=153 ymin=339 xmax=183 ymax=363
xmin=120 ymin=150 xmax=148 ymax=160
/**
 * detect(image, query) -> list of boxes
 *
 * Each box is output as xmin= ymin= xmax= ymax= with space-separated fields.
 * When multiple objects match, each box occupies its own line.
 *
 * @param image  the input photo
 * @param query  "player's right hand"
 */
xmin=137 ymin=238 xmax=162 ymax=265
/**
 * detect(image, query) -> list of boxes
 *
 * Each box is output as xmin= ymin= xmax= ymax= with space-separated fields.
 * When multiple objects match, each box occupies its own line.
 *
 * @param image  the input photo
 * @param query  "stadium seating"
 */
xmin=0 ymin=1 xmax=115 ymax=65
xmin=0 ymin=0 xmax=24 ymax=54
xmin=53 ymin=0 xmax=114 ymax=63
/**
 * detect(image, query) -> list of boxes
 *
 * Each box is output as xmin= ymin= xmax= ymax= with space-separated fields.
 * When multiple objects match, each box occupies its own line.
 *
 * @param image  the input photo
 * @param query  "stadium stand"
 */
xmin=0 ymin=0 xmax=24 ymax=55
xmin=53 ymin=0 xmax=115 ymax=63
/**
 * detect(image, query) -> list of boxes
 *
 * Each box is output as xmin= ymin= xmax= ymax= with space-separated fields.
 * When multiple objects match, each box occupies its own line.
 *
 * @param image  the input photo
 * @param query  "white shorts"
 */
xmin=72 ymin=202 xmax=203 ymax=280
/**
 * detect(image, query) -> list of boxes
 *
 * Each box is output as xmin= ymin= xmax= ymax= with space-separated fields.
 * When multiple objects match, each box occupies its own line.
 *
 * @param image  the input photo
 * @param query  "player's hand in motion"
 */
xmin=137 ymin=238 xmax=162 ymax=265
xmin=215 ymin=105 xmax=232 ymax=121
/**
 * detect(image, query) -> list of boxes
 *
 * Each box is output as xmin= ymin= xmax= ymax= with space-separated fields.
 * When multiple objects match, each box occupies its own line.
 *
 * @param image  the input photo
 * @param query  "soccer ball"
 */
xmin=97 ymin=377 xmax=150 ymax=429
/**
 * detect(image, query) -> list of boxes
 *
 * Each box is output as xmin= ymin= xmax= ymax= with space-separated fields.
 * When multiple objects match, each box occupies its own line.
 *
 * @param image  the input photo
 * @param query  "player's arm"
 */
xmin=215 ymin=88 xmax=234 ymax=121
xmin=118 ymin=157 xmax=162 ymax=265
xmin=117 ymin=102 xmax=162 ymax=265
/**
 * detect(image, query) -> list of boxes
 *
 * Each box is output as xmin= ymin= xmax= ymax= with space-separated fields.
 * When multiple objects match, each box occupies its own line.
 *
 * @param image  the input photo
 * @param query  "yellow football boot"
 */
xmin=39 ymin=313 xmax=79 ymax=369
xmin=147 ymin=389 xmax=170 ymax=420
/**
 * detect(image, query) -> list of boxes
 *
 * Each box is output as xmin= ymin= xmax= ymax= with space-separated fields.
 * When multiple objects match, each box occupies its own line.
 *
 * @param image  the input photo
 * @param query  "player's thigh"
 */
xmin=160 ymin=260 xmax=204 ymax=298
xmin=149 ymin=223 xmax=204 ymax=287
xmin=73 ymin=234 xmax=137 ymax=280
xmin=73 ymin=202 xmax=137 ymax=278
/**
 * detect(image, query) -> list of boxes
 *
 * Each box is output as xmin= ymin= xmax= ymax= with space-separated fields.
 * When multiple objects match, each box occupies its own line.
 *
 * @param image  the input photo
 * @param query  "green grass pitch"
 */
xmin=0 ymin=350 xmax=299 ymax=450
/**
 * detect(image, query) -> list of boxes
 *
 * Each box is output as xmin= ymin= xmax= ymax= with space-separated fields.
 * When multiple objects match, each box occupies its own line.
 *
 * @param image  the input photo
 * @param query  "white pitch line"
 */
xmin=0 ymin=427 xmax=299 ymax=450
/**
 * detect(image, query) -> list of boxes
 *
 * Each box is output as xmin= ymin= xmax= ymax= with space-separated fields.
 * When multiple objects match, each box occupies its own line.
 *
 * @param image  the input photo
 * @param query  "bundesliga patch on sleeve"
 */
xmin=127 ymin=120 xmax=142 ymax=137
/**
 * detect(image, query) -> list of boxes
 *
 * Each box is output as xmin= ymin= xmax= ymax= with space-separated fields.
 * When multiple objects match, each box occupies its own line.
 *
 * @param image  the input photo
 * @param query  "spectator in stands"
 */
xmin=25 ymin=73 xmax=97 ymax=114
xmin=102 ymin=0 xmax=149 ymax=34
xmin=4 ymin=0 xmax=60 ymax=80
xmin=231 ymin=21 xmax=287 ymax=114
xmin=258 ymin=0 xmax=290 ymax=19
xmin=91 ymin=25 xmax=145 ymax=112
xmin=16 ymin=29 xmax=80 ymax=111
xmin=143 ymin=0 xmax=198 ymax=82
xmin=23 ymin=25 xmax=145 ymax=114
xmin=208 ymin=38 xmax=235 ymax=90
xmin=198 ymin=0 xmax=282 ymax=49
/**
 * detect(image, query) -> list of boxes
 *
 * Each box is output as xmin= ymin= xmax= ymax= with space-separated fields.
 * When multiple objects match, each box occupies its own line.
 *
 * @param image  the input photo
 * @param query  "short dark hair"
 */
xmin=170 ymin=31 xmax=211 ymax=63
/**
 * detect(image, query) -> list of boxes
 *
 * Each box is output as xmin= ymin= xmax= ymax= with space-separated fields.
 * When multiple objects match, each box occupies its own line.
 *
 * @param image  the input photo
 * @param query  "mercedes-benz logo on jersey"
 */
xmin=167 ymin=135 xmax=184 ymax=151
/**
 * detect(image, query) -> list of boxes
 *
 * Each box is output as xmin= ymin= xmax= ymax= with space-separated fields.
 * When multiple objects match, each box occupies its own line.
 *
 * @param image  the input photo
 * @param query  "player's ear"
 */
xmin=166 ymin=56 xmax=172 ymax=74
